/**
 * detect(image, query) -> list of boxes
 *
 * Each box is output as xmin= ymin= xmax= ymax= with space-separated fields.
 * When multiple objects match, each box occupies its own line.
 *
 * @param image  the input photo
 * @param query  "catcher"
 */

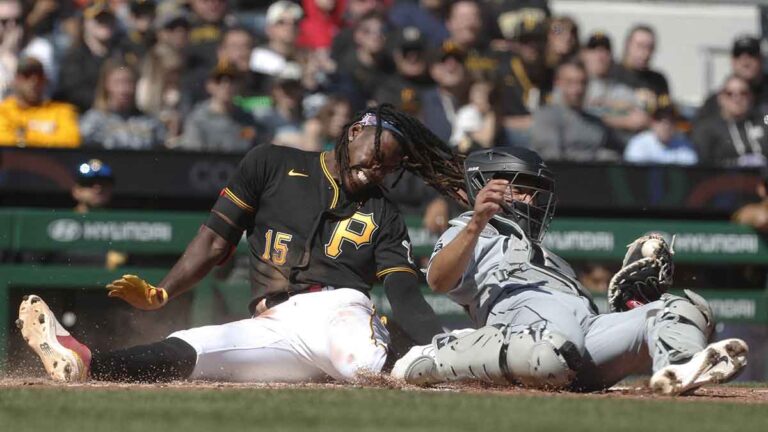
xmin=393 ymin=147 xmax=748 ymax=395
xmin=17 ymin=105 xmax=467 ymax=383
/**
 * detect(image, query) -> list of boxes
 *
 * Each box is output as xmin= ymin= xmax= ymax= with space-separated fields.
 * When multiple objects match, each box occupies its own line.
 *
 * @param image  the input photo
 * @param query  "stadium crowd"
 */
xmin=0 ymin=0 xmax=765 ymax=168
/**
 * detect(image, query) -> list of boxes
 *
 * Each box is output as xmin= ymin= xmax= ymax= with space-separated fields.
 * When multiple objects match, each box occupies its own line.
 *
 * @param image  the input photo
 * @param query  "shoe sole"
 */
xmin=651 ymin=339 xmax=748 ymax=396
xmin=18 ymin=295 xmax=85 ymax=382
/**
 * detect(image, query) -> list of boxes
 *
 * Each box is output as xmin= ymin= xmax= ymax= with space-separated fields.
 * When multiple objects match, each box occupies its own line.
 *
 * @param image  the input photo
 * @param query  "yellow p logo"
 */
xmin=325 ymin=212 xmax=378 ymax=258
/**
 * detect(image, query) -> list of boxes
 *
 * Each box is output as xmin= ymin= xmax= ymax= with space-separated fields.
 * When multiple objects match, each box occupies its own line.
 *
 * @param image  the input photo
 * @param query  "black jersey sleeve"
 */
xmin=374 ymin=204 xmax=419 ymax=280
xmin=207 ymin=145 xmax=273 ymax=237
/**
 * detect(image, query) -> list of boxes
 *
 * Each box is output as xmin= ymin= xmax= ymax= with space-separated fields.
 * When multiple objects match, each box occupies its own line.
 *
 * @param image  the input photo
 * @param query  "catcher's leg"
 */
xmin=574 ymin=290 xmax=748 ymax=395
xmin=393 ymin=289 xmax=587 ymax=389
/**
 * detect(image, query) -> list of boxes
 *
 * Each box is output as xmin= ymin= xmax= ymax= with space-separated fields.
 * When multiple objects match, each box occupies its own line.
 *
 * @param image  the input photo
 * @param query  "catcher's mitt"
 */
xmin=607 ymin=234 xmax=675 ymax=312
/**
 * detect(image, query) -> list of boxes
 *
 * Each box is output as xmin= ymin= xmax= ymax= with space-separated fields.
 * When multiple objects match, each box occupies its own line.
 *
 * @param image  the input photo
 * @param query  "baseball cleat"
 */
xmin=650 ymin=338 xmax=748 ymax=396
xmin=391 ymin=344 xmax=441 ymax=386
xmin=18 ymin=295 xmax=92 ymax=382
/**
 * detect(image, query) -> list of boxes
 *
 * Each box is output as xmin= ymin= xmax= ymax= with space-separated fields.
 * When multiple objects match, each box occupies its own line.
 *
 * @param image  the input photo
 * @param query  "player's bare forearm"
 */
xmin=427 ymin=221 xmax=482 ymax=293
xmin=159 ymin=225 xmax=233 ymax=298
xmin=428 ymin=179 xmax=507 ymax=293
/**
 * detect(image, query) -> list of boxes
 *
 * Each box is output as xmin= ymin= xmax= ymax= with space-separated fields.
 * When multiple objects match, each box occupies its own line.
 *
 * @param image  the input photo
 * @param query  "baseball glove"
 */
xmin=607 ymin=234 xmax=675 ymax=312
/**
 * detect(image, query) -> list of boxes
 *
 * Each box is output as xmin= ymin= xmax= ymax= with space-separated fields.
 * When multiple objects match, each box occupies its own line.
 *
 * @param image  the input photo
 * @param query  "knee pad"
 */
xmin=503 ymin=327 xmax=582 ymax=390
xmin=432 ymin=325 xmax=582 ymax=389
xmin=655 ymin=290 xmax=714 ymax=364
xmin=433 ymin=326 xmax=509 ymax=385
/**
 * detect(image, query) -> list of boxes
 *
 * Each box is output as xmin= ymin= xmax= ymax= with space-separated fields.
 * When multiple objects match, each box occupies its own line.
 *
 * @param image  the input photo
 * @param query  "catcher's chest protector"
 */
xmin=445 ymin=213 xmax=595 ymax=325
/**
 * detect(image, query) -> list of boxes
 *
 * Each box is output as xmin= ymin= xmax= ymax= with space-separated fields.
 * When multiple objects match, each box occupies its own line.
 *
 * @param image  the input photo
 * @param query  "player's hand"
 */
xmin=106 ymin=274 xmax=169 ymax=311
xmin=470 ymin=179 xmax=509 ymax=230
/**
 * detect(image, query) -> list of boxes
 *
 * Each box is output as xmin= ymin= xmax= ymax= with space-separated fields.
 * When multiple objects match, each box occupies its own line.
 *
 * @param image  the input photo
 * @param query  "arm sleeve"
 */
xmin=383 ymin=271 xmax=443 ymax=345
xmin=374 ymin=207 xmax=419 ymax=280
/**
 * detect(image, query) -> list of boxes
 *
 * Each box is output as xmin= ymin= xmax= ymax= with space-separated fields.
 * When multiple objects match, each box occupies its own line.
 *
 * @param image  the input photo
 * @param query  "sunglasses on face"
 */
xmin=0 ymin=17 xmax=21 ymax=25
xmin=724 ymin=89 xmax=750 ymax=98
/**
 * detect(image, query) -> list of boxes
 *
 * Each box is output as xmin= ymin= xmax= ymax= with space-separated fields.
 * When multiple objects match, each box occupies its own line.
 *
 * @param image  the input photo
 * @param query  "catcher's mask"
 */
xmin=464 ymin=148 xmax=556 ymax=243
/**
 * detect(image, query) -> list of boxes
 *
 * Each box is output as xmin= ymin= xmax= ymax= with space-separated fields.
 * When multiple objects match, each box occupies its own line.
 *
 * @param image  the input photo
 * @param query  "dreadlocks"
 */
xmin=335 ymin=104 xmax=468 ymax=206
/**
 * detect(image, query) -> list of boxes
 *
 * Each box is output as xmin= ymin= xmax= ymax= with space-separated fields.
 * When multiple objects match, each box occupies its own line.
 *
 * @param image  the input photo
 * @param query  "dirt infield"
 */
xmin=2 ymin=376 xmax=767 ymax=404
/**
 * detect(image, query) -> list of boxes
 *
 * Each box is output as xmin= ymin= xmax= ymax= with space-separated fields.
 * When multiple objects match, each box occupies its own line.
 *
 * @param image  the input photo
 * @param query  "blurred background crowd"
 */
xmin=0 ymin=0 xmax=765 ymax=168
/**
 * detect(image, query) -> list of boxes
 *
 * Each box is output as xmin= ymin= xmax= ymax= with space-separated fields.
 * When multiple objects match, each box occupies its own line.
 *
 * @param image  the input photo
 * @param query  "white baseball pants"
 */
xmin=169 ymin=288 xmax=389 ymax=382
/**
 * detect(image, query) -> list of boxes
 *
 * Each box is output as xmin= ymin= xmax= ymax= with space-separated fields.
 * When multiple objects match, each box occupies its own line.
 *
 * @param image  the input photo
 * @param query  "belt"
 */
xmin=263 ymin=284 xmax=326 ymax=309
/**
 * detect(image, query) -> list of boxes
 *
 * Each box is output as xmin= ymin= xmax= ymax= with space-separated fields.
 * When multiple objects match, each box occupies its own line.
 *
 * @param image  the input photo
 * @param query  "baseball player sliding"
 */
xmin=17 ymin=105 xmax=467 ymax=383
xmin=393 ymin=147 xmax=748 ymax=396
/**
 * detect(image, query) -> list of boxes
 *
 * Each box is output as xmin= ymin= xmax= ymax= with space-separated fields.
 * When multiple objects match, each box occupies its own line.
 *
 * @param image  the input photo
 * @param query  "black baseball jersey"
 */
xmin=208 ymin=145 xmax=418 ymax=301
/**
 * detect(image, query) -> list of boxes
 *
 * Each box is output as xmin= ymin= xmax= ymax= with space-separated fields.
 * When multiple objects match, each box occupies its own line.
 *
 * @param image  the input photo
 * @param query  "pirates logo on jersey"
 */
xmin=325 ymin=212 xmax=379 ymax=258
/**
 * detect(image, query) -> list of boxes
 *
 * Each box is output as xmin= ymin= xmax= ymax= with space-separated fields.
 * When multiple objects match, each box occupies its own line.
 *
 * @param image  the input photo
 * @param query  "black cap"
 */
xmin=395 ymin=26 xmax=426 ymax=53
xmin=429 ymin=41 xmax=466 ymax=64
xmin=129 ymin=0 xmax=156 ymax=16
xmin=16 ymin=56 xmax=45 ymax=77
xmin=77 ymin=159 xmax=115 ymax=185
xmin=514 ymin=15 xmax=547 ymax=43
xmin=732 ymin=36 xmax=761 ymax=58
xmin=209 ymin=61 xmax=240 ymax=80
xmin=586 ymin=32 xmax=611 ymax=51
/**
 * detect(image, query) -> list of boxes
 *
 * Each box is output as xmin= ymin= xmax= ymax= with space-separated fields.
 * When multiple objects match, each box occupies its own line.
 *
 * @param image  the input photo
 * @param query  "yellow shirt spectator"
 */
xmin=0 ymin=96 xmax=81 ymax=148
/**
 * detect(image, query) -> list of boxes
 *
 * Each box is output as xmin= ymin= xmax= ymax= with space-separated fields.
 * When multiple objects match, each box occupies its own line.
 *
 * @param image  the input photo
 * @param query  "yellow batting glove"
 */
xmin=106 ymin=274 xmax=169 ymax=310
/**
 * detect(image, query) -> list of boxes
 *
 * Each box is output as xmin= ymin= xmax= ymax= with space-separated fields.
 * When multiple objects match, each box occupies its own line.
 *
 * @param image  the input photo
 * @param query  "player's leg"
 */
xmin=393 ymin=288 xmax=588 ymax=389
xmin=574 ymin=290 xmax=748 ymax=395
xmin=18 ymin=294 xmax=323 ymax=382
xmin=301 ymin=288 xmax=389 ymax=381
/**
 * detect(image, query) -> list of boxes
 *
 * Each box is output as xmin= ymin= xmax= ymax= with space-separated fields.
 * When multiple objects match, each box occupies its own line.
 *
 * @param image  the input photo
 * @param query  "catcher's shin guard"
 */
xmin=396 ymin=325 xmax=583 ymax=389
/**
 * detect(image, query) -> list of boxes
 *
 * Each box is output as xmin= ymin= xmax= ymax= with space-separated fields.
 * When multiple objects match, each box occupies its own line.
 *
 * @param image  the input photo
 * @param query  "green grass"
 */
xmin=0 ymin=387 xmax=766 ymax=432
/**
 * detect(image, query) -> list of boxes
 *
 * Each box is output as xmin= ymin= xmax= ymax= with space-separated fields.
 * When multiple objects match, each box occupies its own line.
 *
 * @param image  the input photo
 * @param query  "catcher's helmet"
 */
xmin=464 ymin=148 xmax=556 ymax=243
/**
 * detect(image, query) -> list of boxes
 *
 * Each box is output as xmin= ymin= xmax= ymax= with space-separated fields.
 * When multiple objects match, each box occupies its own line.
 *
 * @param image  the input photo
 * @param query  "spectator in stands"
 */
xmin=692 ymin=75 xmax=768 ymax=167
xmin=373 ymin=26 xmax=432 ymax=115
xmin=55 ymin=1 xmax=119 ymax=113
xmin=180 ymin=62 xmax=259 ymax=153
xmin=698 ymin=36 xmax=768 ymax=121
xmin=185 ymin=26 xmax=259 ymax=109
xmin=255 ymin=77 xmax=304 ymax=147
xmin=136 ymin=8 xmax=189 ymax=145
xmin=71 ymin=158 xmax=115 ymax=214
xmin=0 ymin=56 xmax=80 ymax=147
xmin=732 ymin=166 xmax=768 ymax=233
xmin=449 ymin=73 xmax=499 ymax=153
xmin=545 ymin=16 xmax=579 ymax=72
xmin=444 ymin=0 xmax=496 ymax=76
xmin=334 ymin=11 xmax=392 ymax=110
xmin=497 ymin=12 xmax=548 ymax=145
xmin=613 ymin=24 xmax=670 ymax=112
xmin=249 ymin=1 xmax=303 ymax=85
xmin=80 ymin=58 xmax=165 ymax=150
xmin=186 ymin=0 xmax=229 ymax=82
xmin=297 ymin=0 xmax=346 ymax=51
xmin=154 ymin=5 xmax=189 ymax=52
xmin=388 ymin=0 xmax=449 ymax=49
xmin=137 ymin=50 xmax=184 ymax=147
xmin=330 ymin=0 xmax=383 ymax=64
xmin=1 ymin=0 xmax=58 ymax=96
xmin=420 ymin=43 xmax=468 ymax=143
xmin=303 ymin=94 xmax=351 ymax=152
xmin=624 ymin=104 xmax=697 ymax=165
xmin=531 ymin=59 xmax=620 ymax=161
xmin=581 ymin=31 xmax=649 ymax=146
xmin=117 ymin=0 xmax=156 ymax=65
